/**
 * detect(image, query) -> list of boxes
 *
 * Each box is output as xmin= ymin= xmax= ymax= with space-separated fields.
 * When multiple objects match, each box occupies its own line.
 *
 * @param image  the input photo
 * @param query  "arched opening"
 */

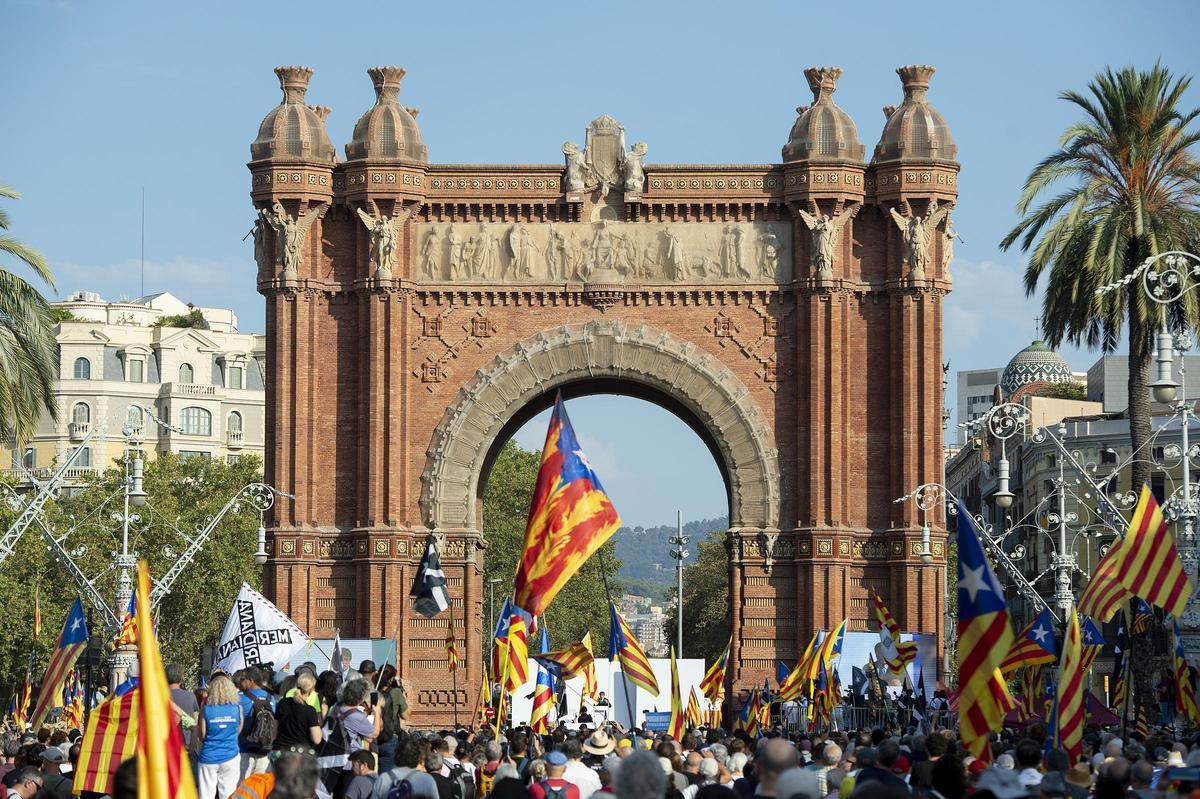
xmin=178 ymin=363 xmax=194 ymax=384
xmin=227 ymin=410 xmax=243 ymax=433
xmin=181 ymin=406 xmax=211 ymax=436
xmin=73 ymin=357 xmax=91 ymax=380
xmin=71 ymin=402 xmax=90 ymax=425
xmin=478 ymin=388 xmax=732 ymax=667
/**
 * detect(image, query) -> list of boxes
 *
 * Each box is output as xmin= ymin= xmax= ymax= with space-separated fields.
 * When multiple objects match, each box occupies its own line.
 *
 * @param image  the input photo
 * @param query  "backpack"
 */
xmin=386 ymin=778 xmax=416 ymax=799
xmin=447 ymin=762 xmax=474 ymax=799
xmin=379 ymin=689 xmax=402 ymax=744
xmin=241 ymin=691 xmax=278 ymax=752
xmin=538 ymin=781 xmax=568 ymax=799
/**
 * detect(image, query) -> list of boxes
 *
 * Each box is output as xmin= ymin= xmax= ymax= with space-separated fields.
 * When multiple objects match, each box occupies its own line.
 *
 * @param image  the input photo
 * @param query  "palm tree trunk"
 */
xmin=1129 ymin=309 xmax=1153 ymax=494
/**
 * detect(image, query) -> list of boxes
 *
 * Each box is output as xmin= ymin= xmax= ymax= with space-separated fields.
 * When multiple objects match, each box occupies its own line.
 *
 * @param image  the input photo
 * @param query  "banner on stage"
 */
xmin=214 ymin=583 xmax=309 ymax=673
xmin=643 ymin=711 xmax=671 ymax=731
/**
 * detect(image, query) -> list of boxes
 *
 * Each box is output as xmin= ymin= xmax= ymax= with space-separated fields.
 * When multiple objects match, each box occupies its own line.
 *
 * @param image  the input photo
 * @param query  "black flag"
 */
xmin=410 ymin=538 xmax=450 ymax=618
xmin=852 ymin=666 xmax=868 ymax=697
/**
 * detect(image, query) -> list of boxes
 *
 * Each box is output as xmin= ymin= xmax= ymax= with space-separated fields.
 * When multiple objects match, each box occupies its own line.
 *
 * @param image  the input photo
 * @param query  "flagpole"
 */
xmin=597 ymin=549 xmax=637 ymax=730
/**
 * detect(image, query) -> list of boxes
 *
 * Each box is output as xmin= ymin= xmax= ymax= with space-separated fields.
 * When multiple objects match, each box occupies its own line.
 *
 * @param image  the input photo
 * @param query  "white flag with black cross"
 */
xmin=410 ymin=537 xmax=450 ymax=618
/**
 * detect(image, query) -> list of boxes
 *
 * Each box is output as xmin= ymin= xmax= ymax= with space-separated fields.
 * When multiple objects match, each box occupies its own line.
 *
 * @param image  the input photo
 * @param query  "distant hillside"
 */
xmin=613 ymin=516 xmax=728 ymax=592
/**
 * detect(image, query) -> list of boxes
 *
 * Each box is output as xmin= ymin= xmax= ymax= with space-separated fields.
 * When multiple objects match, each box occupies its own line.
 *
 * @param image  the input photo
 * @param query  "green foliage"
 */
xmin=481 ymin=440 xmax=620 ymax=657
xmin=612 ymin=516 xmax=727 ymax=583
xmin=661 ymin=531 xmax=730 ymax=664
xmin=0 ymin=453 xmax=266 ymax=690
xmin=48 ymin=307 xmax=74 ymax=323
xmin=1036 ymin=382 xmax=1088 ymax=400
xmin=0 ymin=183 xmax=59 ymax=441
xmin=620 ymin=577 xmax=672 ymax=604
xmin=153 ymin=309 xmax=208 ymax=329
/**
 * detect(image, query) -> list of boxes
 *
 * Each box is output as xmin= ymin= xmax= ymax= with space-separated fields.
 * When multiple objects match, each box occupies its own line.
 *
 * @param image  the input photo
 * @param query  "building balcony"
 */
xmin=68 ymin=422 xmax=90 ymax=440
xmin=160 ymin=382 xmax=217 ymax=398
xmin=226 ymin=430 xmax=244 ymax=449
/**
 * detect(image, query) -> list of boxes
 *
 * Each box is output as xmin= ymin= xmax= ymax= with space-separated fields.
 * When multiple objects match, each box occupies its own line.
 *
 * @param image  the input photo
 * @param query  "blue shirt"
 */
xmin=238 ymin=688 xmax=277 ymax=754
xmin=198 ymin=703 xmax=241 ymax=764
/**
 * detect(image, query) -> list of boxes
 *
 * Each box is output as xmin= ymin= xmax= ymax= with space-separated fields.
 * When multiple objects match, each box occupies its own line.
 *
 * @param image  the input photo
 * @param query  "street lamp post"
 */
xmin=668 ymin=510 xmax=689 ymax=658
xmin=488 ymin=578 xmax=503 ymax=644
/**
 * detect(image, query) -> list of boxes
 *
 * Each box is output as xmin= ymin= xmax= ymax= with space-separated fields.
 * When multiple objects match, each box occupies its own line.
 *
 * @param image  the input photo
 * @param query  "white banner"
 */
xmin=213 ymin=583 xmax=309 ymax=674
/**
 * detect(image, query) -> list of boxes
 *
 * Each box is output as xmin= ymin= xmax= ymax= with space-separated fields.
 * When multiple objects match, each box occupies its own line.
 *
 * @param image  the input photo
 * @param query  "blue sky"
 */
xmin=3 ymin=0 xmax=1198 ymax=528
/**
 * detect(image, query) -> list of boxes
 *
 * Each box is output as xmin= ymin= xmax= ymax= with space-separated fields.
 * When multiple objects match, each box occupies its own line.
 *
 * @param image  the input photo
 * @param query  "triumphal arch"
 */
xmin=250 ymin=64 xmax=955 ymax=723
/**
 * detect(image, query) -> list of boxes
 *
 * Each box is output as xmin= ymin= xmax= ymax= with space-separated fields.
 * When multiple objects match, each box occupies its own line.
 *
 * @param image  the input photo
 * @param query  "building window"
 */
xmin=76 ymin=447 xmax=91 ymax=468
xmin=73 ymin=358 xmax=91 ymax=380
xmin=227 ymin=365 xmax=244 ymax=390
xmin=226 ymin=454 xmax=241 ymax=465
xmin=1153 ymin=445 xmax=1165 ymax=460
xmin=180 ymin=407 xmax=212 ymax=436
xmin=285 ymin=108 xmax=301 ymax=156
xmin=72 ymin=403 xmax=90 ymax=424
xmin=179 ymin=450 xmax=211 ymax=461
xmin=127 ymin=359 xmax=144 ymax=383
xmin=22 ymin=448 xmax=34 ymax=469
xmin=1152 ymin=472 xmax=1167 ymax=502
xmin=178 ymin=363 xmax=194 ymax=384
xmin=227 ymin=411 xmax=243 ymax=434
xmin=1101 ymin=449 xmax=1118 ymax=465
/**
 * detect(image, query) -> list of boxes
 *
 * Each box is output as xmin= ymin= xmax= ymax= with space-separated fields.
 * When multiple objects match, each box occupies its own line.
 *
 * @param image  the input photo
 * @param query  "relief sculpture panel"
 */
xmin=413 ymin=221 xmax=793 ymax=284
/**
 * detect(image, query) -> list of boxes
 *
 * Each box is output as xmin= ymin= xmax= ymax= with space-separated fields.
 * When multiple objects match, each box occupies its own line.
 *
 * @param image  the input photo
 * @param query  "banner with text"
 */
xmin=214 ymin=583 xmax=309 ymax=674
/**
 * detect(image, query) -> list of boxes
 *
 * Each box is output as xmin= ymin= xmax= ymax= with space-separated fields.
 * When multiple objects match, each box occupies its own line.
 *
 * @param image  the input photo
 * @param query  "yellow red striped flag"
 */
xmin=73 ymin=688 xmax=140 ymax=796
xmin=778 ymin=631 xmax=819 ymax=702
xmin=667 ymin=646 xmax=685 ymax=741
xmin=580 ymin=633 xmax=598 ymax=701
xmin=504 ymin=615 xmax=529 ymax=693
xmin=1053 ymin=610 xmax=1085 ymax=763
xmin=1173 ymin=619 xmax=1200 ymax=725
xmin=610 ymin=602 xmax=659 ymax=696
xmin=445 ymin=605 xmax=459 ymax=674
xmin=874 ymin=592 xmax=918 ymax=672
xmin=698 ymin=635 xmax=731 ymax=702
xmin=134 ymin=561 xmax=197 ymax=799
xmin=685 ymin=687 xmax=703 ymax=729
xmin=29 ymin=597 xmax=89 ymax=731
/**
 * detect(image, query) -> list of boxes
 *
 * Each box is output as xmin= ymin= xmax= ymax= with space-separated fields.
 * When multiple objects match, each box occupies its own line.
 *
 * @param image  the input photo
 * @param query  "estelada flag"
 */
xmin=134 ymin=561 xmax=197 ymax=799
xmin=112 ymin=588 xmax=138 ymax=649
xmin=513 ymin=393 xmax=621 ymax=617
xmin=73 ymin=688 xmax=140 ymax=796
xmin=29 ymin=596 xmax=89 ymax=731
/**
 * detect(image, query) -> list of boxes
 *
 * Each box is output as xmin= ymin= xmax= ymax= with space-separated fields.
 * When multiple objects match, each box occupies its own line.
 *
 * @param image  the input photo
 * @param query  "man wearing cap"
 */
xmin=530 ymin=751 xmax=581 ymax=799
xmin=38 ymin=748 xmax=71 ymax=799
xmin=562 ymin=739 xmax=601 ymax=798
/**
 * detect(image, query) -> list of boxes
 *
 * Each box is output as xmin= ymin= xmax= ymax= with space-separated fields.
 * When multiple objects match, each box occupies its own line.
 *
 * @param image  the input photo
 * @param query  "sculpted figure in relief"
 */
xmin=508 ymin=223 xmax=537 ymax=279
xmin=252 ymin=218 xmax=267 ymax=273
xmin=589 ymin=221 xmax=616 ymax=275
xmin=889 ymin=199 xmax=950 ymax=279
xmin=473 ymin=225 xmax=499 ymax=280
xmin=563 ymin=141 xmax=588 ymax=192
xmin=446 ymin=224 xmax=465 ymax=280
xmin=462 ymin=236 xmax=478 ymax=278
xmin=942 ymin=212 xmax=958 ymax=272
xmin=260 ymin=200 xmax=327 ymax=279
xmin=546 ymin=224 xmax=569 ymax=280
xmin=419 ymin=229 xmax=441 ymax=280
xmin=664 ymin=227 xmax=687 ymax=282
xmin=623 ymin=141 xmax=648 ymax=193
xmin=720 ymin=225 xmax=751 ymax=280
xmin=355 ymin=203 xmax=420 ymax=279
xmin=759 ymin=231 xmax=782 ymax=280
xmin=798 ymin=204 xmax=859 ymax=280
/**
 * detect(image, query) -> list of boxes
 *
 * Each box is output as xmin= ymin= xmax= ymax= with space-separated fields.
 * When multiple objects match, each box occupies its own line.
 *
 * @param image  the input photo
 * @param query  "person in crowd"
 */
xmin=273 ymin=672 xmax=323 ymax=753
xmin=315 ymin=671 xmax=340 ymax=721
xmin=236 ymin=665 xmax=276 ymax=779
xmin=167 ymin=663 xmax=200 ymax=752
xmin=530 ymin=751 xmax=581 ymax=799
xmin=37 ymin=747 xmax=71 ymax=799
xmin=376 ymin=665 xmax=407 ymax=768
xmin=344 ymin=750 xmax=377 ymax=799
xmin=562 ymin=739 xmax=601 ymax=798
xmin=372 ymin=737 xmax=439 ymax=799
xmin=196 ymin=674 xmax=244 ymax=799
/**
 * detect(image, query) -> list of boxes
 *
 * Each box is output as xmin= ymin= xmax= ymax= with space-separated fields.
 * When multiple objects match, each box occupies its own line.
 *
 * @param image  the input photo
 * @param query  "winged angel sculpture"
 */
xmin=889 ymin=199 xmax=951 ymax=280
xmin=259 ymin=200 xmax=328 ymax=279
xmin=356 ymin=202 xmax=422 ymax=279
xmin=797 ymin=204 xmax=860 ymax=280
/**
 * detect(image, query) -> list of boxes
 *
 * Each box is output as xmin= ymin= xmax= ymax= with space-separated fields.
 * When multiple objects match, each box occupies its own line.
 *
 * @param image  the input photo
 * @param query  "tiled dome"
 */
xmin=873 ymin=65 xmax=956 ymax=163
xmin=250 ymin=66 xmax=336 ymax=164
xmin=783 ymin=67 xmax=865 ymax=163
xmin=1000 ymin=341 xmax=1074 ymax=397
xmin=345 ymin=66 xmax=428 ymax=163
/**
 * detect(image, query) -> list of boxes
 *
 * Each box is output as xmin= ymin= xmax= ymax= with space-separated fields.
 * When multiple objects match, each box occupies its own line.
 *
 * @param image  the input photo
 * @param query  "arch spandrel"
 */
xmin=421 ymin=320 xmax=780 ymax=533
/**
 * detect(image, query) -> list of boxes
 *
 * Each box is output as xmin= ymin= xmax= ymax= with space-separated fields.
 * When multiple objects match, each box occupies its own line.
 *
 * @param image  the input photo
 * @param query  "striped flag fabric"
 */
xmin=1079 ymin=616 xmax=1105 ymax=673
xmin=699 ymin=636 xmax=731 ymax=702
xmin=1017 ymin=666 xmax=1042 ymax=722
xmin=1173 ymin=618 xmax=1200 ymax=725
xmin=29 ymin=596 xmax=89 ymax=731
xmin=873 ymin=592 xmax=918 ymax=672
xmin=955 ymin=506 xmax=1015 ymax=761
xmin=134 ymin=560 xmax=197 ymax=799
xmin=514 ymin=394 xmax=622 ymax=618
xmin=1112 ymin=614 xmax=1130 ymax=715
xmin=410 ymin=538 xmax=450 ymax=618
xmin=738 ymin=688 xmax=761 ymax=737
xmin=1000 ymin=607 xmax=1057 ymax=676
xmin=1136 ymin=704 xmax=1149 ymax=736
xmin=1054 ymin=611 xmax=1085 ymax=763
xmin=685 ymin=687 xmax=703 ymax=729
xmin=778 ymin=631 xmax=820 ymax=701
xmin=1132 ymin=598 xmax=1154 ymax=634
xmin=533 ymin=638 xmax=595 ymax=680
xmin=1077 ymin=535 xmax=1130 ymax=622
xmin=580 ymin=633 xmax=598 ymax=702
xmin=14 ymin=651 xmax=34 ymax=727
xmin=609 ymin=601 xmax=659 ymax=696
xmin=72 ymin=688 xmax=140 ymax=796
xmin=807 ymin=619 xmax=847 ymax=682
xmin=112 ymin=588 xmax=138 ymax=649
xmin=529 ymin=626 xmax=554 ymax=734
xmin=445 ymin=606 xmax=459 ymax=674
xmin=503 ymin=615 xmax=529 ymax=693
xmin=475 ymin=659 xmax=490 ymax=728
xmin=667 ymin=646 xmax=685 ymax=741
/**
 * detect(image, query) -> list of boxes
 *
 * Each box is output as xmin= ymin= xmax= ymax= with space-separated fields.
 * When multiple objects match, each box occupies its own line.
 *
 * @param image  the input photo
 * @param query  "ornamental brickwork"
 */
xmin=251 ymin=64 xmax=956 ymax=725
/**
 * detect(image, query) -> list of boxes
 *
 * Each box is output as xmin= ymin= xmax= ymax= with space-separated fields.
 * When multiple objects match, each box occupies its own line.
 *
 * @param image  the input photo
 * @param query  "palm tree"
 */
xmin=0 ymin=184 xmax=58 ymax=443
xmin=1001 ymin=64 xmax=1200 ymax=491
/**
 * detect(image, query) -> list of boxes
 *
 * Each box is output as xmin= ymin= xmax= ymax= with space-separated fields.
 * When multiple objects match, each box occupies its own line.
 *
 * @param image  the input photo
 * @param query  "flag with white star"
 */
xmin=28 ymin=596 xmax=89 ymax=731
xmin=956 ymin=504 xmax=1015 ymax=762
xmin=1000 ymin=606 xmax=1057 ymax=676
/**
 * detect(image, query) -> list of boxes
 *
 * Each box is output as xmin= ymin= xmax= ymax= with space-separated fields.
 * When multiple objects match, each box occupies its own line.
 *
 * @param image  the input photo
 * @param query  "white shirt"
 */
xmin=564 ymin=760 xmax=601 ymax=799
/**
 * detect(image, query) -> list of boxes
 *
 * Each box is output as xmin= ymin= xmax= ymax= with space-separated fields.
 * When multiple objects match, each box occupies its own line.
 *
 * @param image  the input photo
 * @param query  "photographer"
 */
xmin=328 ymin=678 xmax=382 ymax=798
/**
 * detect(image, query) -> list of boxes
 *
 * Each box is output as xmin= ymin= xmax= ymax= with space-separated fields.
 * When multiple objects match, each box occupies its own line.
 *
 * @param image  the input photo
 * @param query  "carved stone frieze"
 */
xmin=413 ymin=221 xmax=792 ymax=284
xmin=422 ymin=320 xmax=780 ymax=531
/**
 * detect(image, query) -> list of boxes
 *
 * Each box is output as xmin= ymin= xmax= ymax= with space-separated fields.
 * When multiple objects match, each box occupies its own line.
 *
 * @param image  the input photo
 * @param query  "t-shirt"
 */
xmin=331 ymin=705 xmax=375 ymax=763
xmin=345 ymin=773 xmax=377 ymax=799
xmin=371 ymin=766 xmax=439 ymax=799
xmin=238 ymin=688 xmax=276 ymax=754
xmin=274 ymin=697 xmax=321 ymax=749
xmin=199 ymin=702 xmax=242 ymax=764
xmin=563 ymin=761 xmax=601 ymax=799
xmin=171 ymin=686 xmax=200 ymax=748
xmin=42 ymin=773 xmax=73 ymax=799
xmin=284 ymin=687 xmax=323 ymax=713
xmin=530 ymin=779 xmax=582 ymax=799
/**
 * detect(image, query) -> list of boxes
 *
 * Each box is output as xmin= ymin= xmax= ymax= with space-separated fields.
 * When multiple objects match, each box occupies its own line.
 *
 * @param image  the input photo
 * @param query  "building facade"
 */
xmin=251 ymin=64 xmax=956 ymax=724
xmin=7 ymin=291 xmax=266 ymax=486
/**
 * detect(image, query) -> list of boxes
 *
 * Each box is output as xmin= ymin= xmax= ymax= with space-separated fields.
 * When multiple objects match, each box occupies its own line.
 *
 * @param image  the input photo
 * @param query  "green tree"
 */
xmin=481 ymin=440 xmax=620 ymax=656
xmin=1001 ymin=65 xmax=1200 ymax=491
xmin=153 ymin=309 xmax=208 ymax=329
xmin=662 ymin=531 xmax=729 ymax=664
xmin=0 ymin=184 xmax=59 ymax=442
